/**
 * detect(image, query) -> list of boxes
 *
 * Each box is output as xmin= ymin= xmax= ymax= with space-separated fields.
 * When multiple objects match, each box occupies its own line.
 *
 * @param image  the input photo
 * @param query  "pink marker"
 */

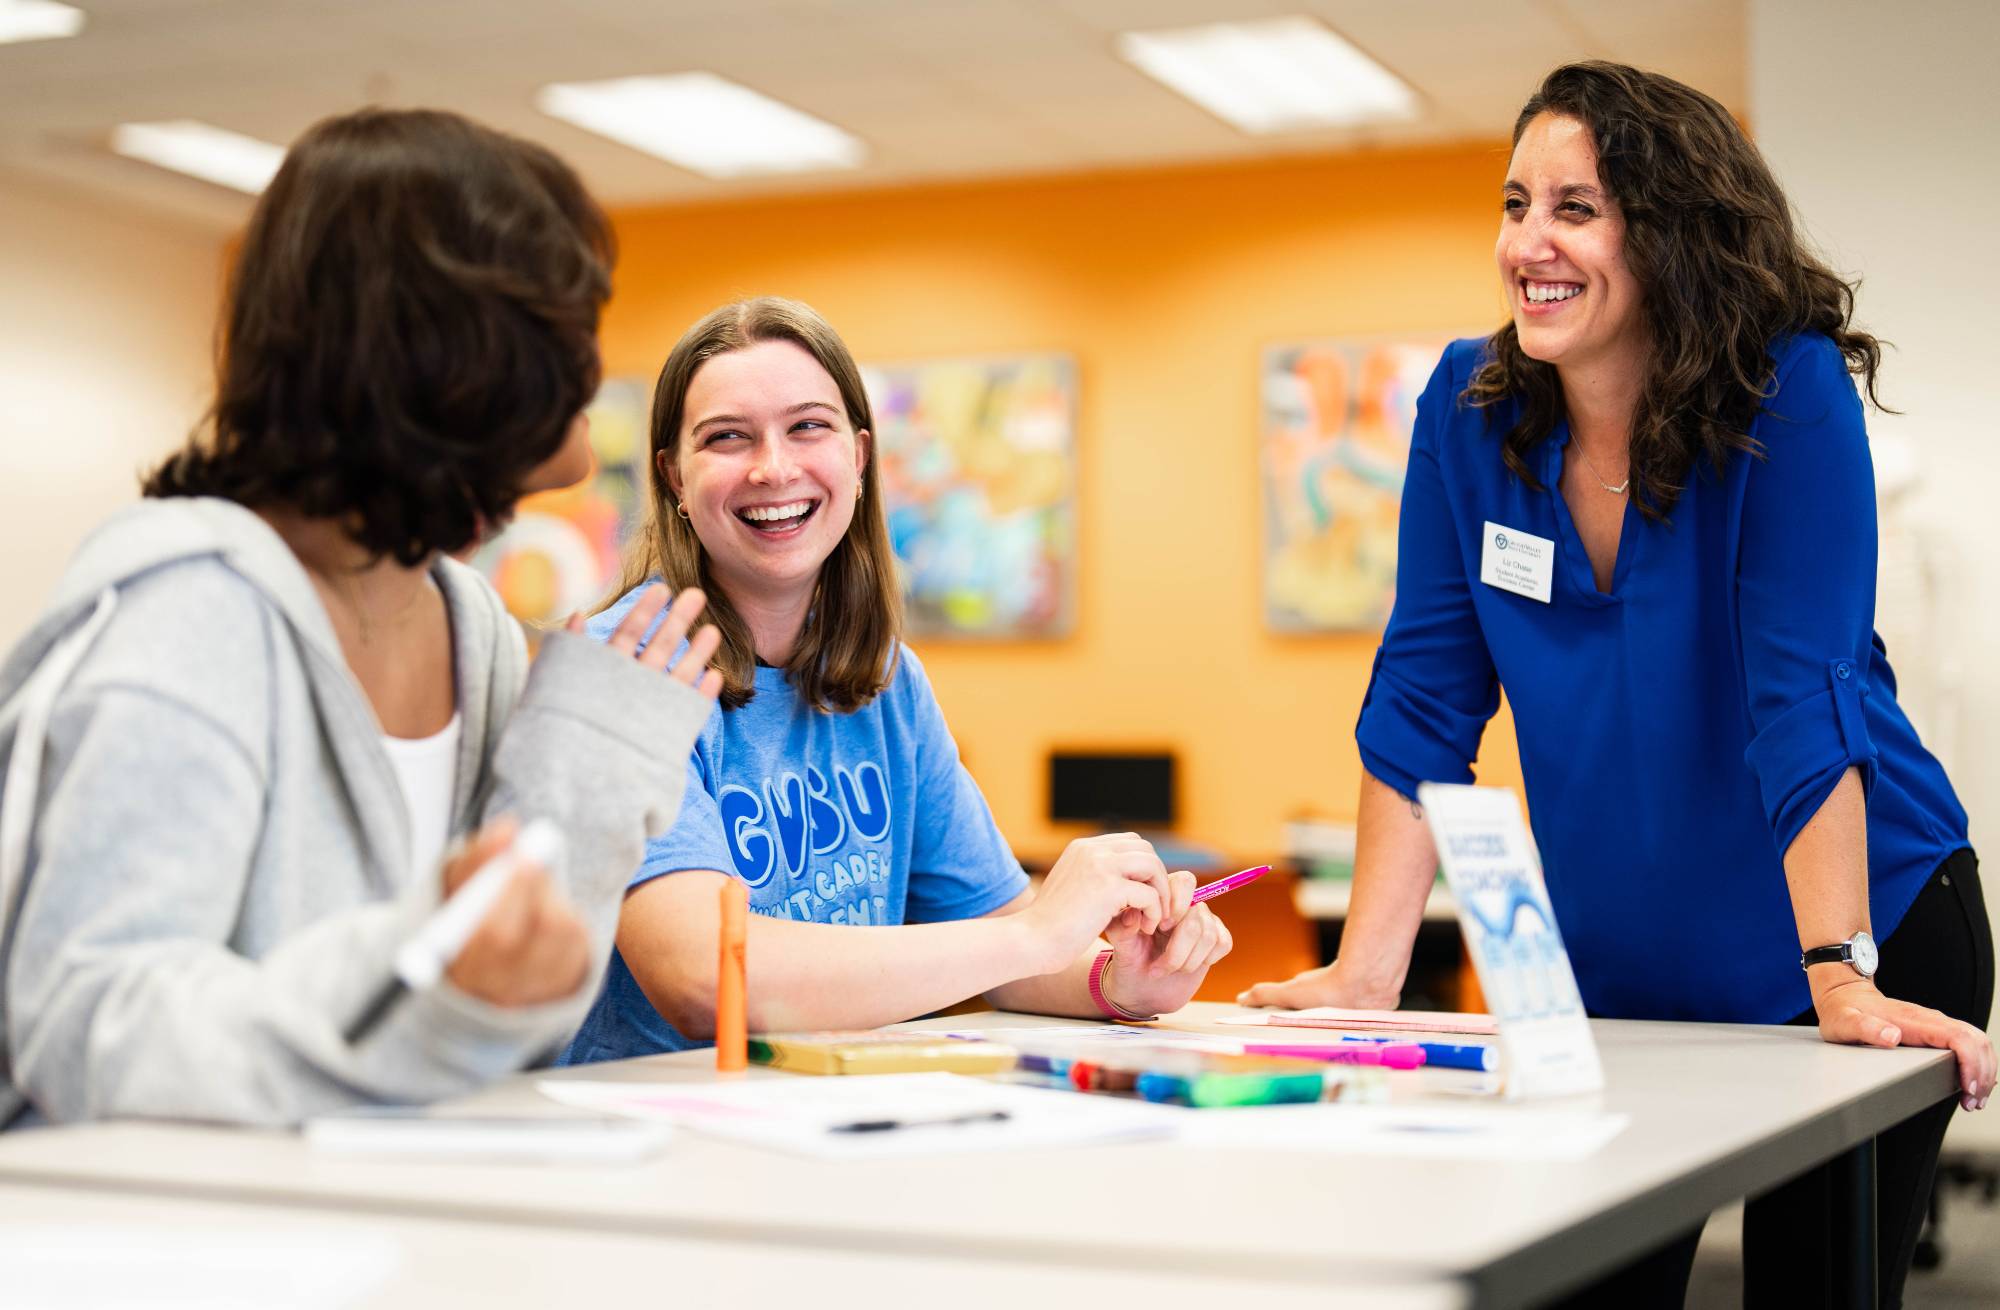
xmin=1191 ymin=865 xmax=1270 ymax=903
xmin=1243 ymin=1041 xmax=1427 ymax=1070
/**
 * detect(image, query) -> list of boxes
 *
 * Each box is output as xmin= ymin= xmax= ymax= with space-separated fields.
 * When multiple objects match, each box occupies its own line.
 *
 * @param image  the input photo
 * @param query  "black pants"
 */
xmin=1545 ymin=847 xmax=1995 ymax=1310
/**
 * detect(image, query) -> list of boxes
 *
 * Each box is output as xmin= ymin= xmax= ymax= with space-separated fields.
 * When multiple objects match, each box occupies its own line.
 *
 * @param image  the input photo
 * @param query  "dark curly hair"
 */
xmin=1463 ymin=61 xmax=1884 ymax=519
xmin=144 ymin=107 xmax=613 ymax=563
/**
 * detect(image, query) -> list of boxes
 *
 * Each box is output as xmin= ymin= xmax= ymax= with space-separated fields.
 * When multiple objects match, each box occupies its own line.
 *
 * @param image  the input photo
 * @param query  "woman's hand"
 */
xmin=1102 ymin=870 xmax=1233 ymax=1016
xmin=1017 ymin=833 xmax=1171 ymax=976
xmin=569 ymin=584 xmax=724 ymax=701
xmin=442 ymin=818 xmax=592 ymax=1008
xmin=1235 ymin=958 xmax=1401 ymax=1012
xmin=1814 ymin=976 xmax=1995 ymax=1111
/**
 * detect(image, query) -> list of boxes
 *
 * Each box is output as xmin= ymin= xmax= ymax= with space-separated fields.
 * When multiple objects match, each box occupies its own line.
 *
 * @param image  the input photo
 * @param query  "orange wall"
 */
xmin=601 ymin=143 xmax=1524 ymax=860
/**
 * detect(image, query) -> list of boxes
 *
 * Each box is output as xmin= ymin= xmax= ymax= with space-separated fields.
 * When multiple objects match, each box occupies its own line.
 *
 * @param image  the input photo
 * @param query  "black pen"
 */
xmin=827 ymin=1109 xmax=1013 ymax=1134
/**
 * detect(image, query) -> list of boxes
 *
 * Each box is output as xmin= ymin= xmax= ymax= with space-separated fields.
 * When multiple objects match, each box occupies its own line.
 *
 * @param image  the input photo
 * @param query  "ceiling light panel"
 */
xmin=537 ymin=73 xmax=866 ymax=179
xmin=0 ymin=0 xmax=85 ymax=45
xmin=1116 ymin=16 xmax=1418 ymax=135
xmin=110 ymin=120 xmax=286 ymax=195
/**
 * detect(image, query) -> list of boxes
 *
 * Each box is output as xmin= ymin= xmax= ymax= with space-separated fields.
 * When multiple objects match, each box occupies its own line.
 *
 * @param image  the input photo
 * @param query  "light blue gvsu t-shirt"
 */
xmin=559 ymin=585 xmax=1029 ymax=1064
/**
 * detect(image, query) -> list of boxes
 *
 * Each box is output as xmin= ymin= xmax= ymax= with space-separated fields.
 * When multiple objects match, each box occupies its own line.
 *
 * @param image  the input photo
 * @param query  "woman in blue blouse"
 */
xmin=1241 ymin=63 xmax=1993 ymax=1306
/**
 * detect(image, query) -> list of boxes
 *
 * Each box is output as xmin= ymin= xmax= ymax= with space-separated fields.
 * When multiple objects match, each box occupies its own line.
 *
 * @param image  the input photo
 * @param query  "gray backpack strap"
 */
xmin=0 ymin=588 xmax=118 ymax=1125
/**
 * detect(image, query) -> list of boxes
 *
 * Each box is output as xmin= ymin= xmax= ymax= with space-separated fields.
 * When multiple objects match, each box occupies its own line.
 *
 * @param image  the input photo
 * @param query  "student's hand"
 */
xmin=1235 ymin=958 xmax=1400 ymax=1012
xmin=1813 ymin=976 xmax=1995 ymax=1111
xmin=1019 ymin=833 xmax=1172 ymax=975
xmin=568 ymin=584 xmax=724 ymax=701
xmin=441 ymin=818 xmax=592 ymax=1008
xmin=1101 ymin=870 xmax=1233 ymax=1016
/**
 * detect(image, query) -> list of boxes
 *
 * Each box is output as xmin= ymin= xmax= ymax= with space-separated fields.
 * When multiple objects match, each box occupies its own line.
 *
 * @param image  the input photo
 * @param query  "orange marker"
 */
xmin=716 ymin=878 xmax=748 ymax=1072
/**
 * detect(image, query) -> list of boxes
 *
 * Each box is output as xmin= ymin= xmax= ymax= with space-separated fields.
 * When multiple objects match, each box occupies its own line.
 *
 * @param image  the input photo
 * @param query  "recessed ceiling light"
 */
xmin=111 ymin=120 xmax=287 ymax=195
xmin=0 ymin=0 xmax=86 ymax=45
xmin=1117 ymin=16 xmax=1418 ymax=135
xmin=536 ymin=73 xmax=865 ymax=179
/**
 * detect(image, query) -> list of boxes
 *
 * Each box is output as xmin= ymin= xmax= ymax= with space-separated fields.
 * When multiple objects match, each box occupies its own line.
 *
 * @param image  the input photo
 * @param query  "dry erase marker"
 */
xmin=1341 ymin=1036 xmax=1498 ymax=1072
xmin=344 ymin=820 xmax=566 ymax=1044
xmin=1191 ymin=864 xmax=1270 ymax=903
xmin=1243 ymin=1041 xmax=1426 ymax=1070
xmin=715 ymin=878 xmax=748 ymax=1073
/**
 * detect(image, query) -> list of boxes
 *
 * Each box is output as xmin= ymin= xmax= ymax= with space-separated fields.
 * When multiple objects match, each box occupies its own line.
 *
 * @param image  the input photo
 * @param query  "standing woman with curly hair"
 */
xmin=1239 ymin=63 xmax=1993 ymax=1306
xmin=0 ymin=108 xmax=721 ymax=1128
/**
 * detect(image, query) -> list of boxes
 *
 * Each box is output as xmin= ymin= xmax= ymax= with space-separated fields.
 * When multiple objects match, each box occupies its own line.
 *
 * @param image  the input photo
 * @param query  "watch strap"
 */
xmin=1800 ymin=942 xmax=1854 ymax=969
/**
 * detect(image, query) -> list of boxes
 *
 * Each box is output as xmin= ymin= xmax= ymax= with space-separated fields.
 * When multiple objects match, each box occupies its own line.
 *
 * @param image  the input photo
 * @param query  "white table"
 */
xmin=0 ymin=1183 xmax=1459 ymax=1310
xmin=0 ymin=1004 xmax=1954 ymax=1308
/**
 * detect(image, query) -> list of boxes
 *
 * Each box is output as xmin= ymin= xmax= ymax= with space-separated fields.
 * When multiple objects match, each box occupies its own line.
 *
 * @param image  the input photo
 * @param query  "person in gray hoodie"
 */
xmin=0 ymin=107 xmax=721 ymax=1128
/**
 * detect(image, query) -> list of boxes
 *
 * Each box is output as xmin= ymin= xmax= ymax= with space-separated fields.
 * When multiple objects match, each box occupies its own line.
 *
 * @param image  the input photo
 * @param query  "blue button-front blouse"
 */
xmin=1357 ymin=333 xmax=1967 ymax=1024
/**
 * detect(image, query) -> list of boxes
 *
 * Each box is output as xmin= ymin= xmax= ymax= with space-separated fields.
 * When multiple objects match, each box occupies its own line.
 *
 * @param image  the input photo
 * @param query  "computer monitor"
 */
xmin=1047 ymin=751 xmax=1176 ymax=830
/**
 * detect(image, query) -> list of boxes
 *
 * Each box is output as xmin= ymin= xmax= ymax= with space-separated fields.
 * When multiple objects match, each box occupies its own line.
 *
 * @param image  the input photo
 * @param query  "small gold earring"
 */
xmin=675 ymin=502 xmax=691 ymax=520
xmin=854 ymin=484 xmax=864 ymax=502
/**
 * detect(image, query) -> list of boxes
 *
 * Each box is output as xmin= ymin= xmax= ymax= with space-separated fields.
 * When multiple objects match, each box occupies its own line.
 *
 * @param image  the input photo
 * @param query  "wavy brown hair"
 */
xmin=144 ymin=108 xmax=612 ymax=563
xmin=1464 ymin=61 xmax=1884 ymax=519
xmin=610 ymin=297 xmax=901 ymax=712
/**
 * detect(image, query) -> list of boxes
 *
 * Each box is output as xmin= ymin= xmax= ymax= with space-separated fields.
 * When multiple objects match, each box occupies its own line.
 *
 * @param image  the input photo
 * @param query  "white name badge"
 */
xmin=1418 ymin=783 xmax=1604 ymax=1100
xmin=1479 ymin=521 xmax=1554 ymax=603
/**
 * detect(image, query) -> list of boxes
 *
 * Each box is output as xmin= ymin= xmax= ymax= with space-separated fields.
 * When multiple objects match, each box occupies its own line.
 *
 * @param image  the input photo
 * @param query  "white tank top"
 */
xmin=381 ymin=712 xmax=462 ymax=882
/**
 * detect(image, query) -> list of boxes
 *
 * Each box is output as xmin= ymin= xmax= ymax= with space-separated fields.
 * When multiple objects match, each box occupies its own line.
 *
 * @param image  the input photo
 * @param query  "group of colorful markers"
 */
xmin=712 ymin=862 xmax=1502 ymax=1097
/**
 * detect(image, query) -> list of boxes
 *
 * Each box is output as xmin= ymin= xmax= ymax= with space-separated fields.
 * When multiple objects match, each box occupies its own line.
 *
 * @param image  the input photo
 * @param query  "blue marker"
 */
xmin=1341 ymin=1036 xmax=1497 ymax=1072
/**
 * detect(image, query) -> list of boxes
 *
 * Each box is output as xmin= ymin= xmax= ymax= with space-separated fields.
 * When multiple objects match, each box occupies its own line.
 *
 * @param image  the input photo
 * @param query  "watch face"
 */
xmin=1850 ymin=931 xmax=1880 ymax=977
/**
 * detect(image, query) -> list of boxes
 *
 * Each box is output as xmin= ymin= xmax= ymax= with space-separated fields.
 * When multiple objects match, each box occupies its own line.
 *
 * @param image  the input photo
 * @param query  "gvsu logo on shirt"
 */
xmin=716 ymin=763 xmax=894 ymax=923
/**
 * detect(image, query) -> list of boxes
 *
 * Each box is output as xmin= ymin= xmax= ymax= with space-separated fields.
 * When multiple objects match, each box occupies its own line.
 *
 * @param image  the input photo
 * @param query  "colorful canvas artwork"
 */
xmin=864 ymin=354 xmax=1077 ymax=639
xmin=472 ymin=377 xmax=648 ymax=626
xmin=1260 ymin=336 xmax=1457 ymax=631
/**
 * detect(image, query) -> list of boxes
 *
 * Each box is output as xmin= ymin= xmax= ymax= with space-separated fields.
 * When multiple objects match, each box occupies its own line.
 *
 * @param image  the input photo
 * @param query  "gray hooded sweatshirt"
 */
xmin=0 ymin=497 xmax=711 ymax=1127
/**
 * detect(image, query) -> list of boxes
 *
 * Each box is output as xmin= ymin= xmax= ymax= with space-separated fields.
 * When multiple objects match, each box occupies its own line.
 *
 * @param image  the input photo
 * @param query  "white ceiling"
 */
xmin=0 ymin=0 xmax=1746 ymax=233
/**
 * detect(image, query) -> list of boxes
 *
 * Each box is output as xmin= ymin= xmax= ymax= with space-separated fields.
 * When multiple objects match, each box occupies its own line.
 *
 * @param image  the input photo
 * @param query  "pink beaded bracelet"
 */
xmin=1088 ymin=949 xmax=1158 ymax=1022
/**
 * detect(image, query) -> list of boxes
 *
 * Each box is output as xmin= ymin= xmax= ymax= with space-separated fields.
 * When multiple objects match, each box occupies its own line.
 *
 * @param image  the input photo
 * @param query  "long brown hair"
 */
xmin=146 ymin=108 xmax=611 ymax=563
xmin=1463 ymin=61 xmax=1884 ymax=519
xmin=609 ymin=297 xmax=901 ymax=712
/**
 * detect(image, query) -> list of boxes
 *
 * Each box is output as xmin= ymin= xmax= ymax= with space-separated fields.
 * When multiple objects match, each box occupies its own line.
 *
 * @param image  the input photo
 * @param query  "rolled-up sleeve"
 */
xmin=1355 ymin=350 xmax=1500 ymax=799
xmin=1736 ymin=337 xmax=1880 ymax=856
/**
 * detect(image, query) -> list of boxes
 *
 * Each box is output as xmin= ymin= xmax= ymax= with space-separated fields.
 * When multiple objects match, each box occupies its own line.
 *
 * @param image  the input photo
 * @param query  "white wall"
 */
xmin=1751 ymin=0 xmax=2000 ymax=1139
xmin=0 ymin=174 xmax=220 ymax=649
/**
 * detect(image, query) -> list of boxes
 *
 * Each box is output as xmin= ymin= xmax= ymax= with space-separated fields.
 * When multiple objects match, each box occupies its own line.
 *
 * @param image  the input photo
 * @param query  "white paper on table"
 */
xmin=0 ymin=1226 xmax=400 ymax=1310
xmin=957 ymin=1026 xmax=1242 ymax=1052
xmin=1171 ymin=1102 xmax=1628 ymax=1161
xmin=539 ymin=1071 xmax=1180 ymax=1159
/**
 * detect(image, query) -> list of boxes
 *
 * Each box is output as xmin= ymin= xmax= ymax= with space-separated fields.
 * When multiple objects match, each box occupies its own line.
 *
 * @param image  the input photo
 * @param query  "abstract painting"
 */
xmin=1261 ymin=336 xmax=1457 ymax=631
xmin=864 ymin=354 xmax=1076 ymax=638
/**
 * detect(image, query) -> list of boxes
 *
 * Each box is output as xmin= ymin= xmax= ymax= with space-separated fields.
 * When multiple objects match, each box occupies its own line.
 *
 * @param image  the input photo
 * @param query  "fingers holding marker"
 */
xmin=1150 ymin=907 xmax=1202 ymax=980
xmin=1161 ymin=869 xmax=1195 ymax=932
xmin=441 ymin=817 xmax=517 ymax=896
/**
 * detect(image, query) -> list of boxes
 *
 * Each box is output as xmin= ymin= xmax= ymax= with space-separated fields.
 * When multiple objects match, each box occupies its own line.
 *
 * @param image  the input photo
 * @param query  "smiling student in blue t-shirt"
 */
xmin=560 ymin=298 xmax=1232 ymax=1064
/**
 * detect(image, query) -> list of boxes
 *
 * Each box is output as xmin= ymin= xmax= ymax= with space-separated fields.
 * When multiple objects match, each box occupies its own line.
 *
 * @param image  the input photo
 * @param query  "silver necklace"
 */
xmin=1575 ymin=444 xmax=1630 ymax=495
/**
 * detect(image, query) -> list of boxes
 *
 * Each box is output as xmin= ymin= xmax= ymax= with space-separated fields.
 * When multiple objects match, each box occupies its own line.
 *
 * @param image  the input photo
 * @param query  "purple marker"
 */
xmin=1191 ymin=864 xmax=1270 ymax=904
